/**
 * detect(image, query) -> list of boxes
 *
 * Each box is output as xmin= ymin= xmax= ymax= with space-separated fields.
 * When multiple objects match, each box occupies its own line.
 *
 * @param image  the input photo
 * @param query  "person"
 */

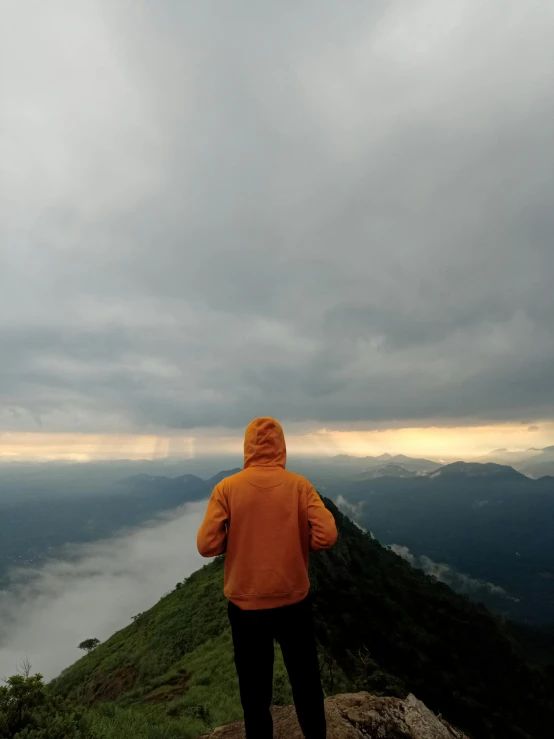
xmin=197 ymin=417 xmax=338 ymax=739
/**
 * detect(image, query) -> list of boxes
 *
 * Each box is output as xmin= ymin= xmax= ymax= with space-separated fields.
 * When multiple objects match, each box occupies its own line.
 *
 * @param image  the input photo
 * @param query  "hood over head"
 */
xmin=244 ymin=417 xmax=287 ymax=469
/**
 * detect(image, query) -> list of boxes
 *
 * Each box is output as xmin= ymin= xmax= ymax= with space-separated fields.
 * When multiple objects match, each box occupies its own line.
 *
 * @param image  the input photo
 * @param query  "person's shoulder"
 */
xmin=211 ymin=469 xmax=243 ymax=494
xmin=217 ymin=469 xmax=244 ymax=486
xmin=284 ymin=470 xmax=313 ymax=489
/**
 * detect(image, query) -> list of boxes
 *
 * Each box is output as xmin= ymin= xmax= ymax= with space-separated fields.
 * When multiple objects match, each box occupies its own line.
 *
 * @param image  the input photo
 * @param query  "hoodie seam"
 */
xmin=243 ymin=480 xmax=286 ymax=490
xmin=225 ymin=588 xmax=309 ymax=599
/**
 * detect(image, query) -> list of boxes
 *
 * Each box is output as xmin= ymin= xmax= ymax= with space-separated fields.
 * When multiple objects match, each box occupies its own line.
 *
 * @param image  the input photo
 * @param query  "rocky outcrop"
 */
xmin=200 ymin=692 xmax=468 ymax=738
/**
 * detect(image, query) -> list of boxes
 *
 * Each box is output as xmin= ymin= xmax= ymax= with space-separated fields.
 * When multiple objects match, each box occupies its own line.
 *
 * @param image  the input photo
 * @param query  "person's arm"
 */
xmin=197 ymin=484 xmax=229 ymax=557
xmin=307 ymin=486 xmax=338 ymax=551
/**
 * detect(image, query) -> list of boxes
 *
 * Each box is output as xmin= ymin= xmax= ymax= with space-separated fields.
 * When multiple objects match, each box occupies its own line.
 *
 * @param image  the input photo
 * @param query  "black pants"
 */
xmin=228 ymin=597 xmax=326 ymax=739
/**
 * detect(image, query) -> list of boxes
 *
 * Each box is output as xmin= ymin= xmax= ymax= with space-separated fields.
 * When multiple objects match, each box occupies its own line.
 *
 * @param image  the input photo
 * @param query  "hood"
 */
xmin=244 ymin=417 xmax=287 ymax=469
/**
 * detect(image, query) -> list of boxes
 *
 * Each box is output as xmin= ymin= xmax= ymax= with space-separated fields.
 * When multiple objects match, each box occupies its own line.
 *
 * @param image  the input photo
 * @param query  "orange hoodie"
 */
xmin=197 ymin=417 xmax=338 ymax=610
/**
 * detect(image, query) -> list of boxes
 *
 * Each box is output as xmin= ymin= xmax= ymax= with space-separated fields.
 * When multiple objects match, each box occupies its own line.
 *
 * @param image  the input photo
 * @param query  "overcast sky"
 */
xmin=2 ymin=0 xmax=554 ymax=442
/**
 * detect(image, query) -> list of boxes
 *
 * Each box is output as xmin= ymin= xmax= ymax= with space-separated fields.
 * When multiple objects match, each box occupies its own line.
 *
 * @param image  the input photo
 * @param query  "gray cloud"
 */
xmin=2 ymin=0 xmax=554 ymax=433
xmin=0 ymin=501 xmax=207 ymax=680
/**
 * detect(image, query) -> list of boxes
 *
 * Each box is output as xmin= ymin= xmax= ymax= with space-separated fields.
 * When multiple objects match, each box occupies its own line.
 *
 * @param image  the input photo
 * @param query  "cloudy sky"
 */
xmin=2 ymin=0 xmax=554 ymax=459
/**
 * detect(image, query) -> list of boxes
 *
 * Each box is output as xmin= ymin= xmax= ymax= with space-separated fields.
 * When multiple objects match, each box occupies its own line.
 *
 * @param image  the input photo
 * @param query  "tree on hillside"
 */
xmin=78 ymin=638 xmax=100 ymax=654
xmin=0 ymin=670 xmax=88 ymax=738
xmin=0 ymin=672 xmax=45 ymax=736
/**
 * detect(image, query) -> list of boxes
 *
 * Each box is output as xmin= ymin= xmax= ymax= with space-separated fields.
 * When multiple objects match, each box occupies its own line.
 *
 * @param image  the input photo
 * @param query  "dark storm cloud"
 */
xmin=1 ymin=0 xmax=554 ymax=433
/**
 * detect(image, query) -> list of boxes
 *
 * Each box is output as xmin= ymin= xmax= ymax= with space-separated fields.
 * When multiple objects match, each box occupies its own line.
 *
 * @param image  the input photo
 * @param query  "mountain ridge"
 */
xmin=50 ymin=498 xmax=554 ymax=739
xmin=329 ymin=465 xmax=554 ymax=623
xmin=355 ymin=463 xmax=417 ymax=480
xmin=330 ymin=454 xmax=440 ymax=473
xmin=429 ymin=461 xmax=528 ymax=480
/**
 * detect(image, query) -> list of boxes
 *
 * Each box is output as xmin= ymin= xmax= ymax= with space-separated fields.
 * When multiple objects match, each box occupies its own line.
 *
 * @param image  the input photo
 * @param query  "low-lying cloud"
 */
xmin=389 ymin=544 xmax=516 ymax=601
xmin=336 ymin=495 xmax=365 ymax=524
xmin=0 ymin=501 xmax=208 ymax=681
xmin=335 ymin=496 xmax=377 ymax=536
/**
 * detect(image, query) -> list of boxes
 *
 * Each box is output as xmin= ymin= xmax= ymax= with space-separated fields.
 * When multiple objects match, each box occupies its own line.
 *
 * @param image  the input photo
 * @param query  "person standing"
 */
xmin=197 ymin=417 xmax=338 ymax=739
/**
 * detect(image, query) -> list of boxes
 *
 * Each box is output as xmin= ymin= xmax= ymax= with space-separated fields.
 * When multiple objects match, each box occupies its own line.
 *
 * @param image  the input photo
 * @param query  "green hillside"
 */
xmin=0 ymin=497 xmax=548 ymax=738
xmin=47 ymin=557 xmax=299 ymax=738
xmin=42 ymin=499 xmax=554 ymax=739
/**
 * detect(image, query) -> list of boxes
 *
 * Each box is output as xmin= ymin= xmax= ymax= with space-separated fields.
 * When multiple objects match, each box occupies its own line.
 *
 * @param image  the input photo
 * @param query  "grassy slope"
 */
xmin=51 ymin=500 xmax=554 ymax=739
xmin=51 ymin=558 xmax=309 ymax=736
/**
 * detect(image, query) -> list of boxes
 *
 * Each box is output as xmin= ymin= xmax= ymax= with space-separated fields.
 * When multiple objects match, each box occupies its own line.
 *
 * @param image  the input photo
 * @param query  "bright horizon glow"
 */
xmin=0 ymin=422 xmax=553 ymax=463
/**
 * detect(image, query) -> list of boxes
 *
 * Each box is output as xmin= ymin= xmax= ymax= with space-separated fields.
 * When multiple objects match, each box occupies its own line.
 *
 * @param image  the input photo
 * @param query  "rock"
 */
xmin=199 ymin=692 xmax=469 ymax=738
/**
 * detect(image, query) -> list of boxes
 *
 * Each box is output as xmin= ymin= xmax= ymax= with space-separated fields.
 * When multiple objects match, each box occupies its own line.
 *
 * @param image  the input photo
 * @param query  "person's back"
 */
xmin=197 ymin=417 xmax=337 ymax=739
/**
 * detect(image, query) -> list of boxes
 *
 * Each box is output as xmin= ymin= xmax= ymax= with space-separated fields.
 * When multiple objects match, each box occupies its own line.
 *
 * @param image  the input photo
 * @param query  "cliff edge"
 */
xmin=199 ymin=692 xmax=468 ymax=738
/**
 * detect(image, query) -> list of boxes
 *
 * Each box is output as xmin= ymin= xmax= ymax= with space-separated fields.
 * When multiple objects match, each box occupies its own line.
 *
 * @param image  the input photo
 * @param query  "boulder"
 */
xmin=200 ymin=691 xmax=468 ymax=738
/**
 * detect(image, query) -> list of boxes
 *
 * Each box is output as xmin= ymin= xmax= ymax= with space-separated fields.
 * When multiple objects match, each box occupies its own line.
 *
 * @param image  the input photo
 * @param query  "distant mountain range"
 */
xmin=483 ymin=445 xmax=554 ymax=478
xmin=0 ymin=468 xmax=241 ymax=583
xmin=429 ymin=461 xmax=528 ymax=480
xmin=354 ymin=460 xmax=530 ymax=481
xmin=324 ymin=449 xmax=554 ymax=482
xmin=327 ymin=461 xmax=554 ymax=623
xmin=113 ymin=468 xmax=241 ymax=507
xmin=355 ymin=463 xmax=418 ymax=480
xmin=330 ymin=453 xmax=441 ymax=473
xmin=328 ymin=446 xmax=554 ymax=480
xmin=1 ymin=457 xmax=553 ymax=624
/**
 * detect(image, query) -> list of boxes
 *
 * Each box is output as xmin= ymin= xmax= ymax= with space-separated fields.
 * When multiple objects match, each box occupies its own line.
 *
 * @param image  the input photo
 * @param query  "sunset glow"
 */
xmin=1 ymin=422 xmax=553 ymax=463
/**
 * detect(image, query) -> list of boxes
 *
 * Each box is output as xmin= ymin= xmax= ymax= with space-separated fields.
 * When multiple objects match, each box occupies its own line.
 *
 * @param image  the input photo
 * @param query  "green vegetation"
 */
xmin=309 ymin=502 xmax=554 ymax=738
xmin=47 ymin=556 xmax=302 ymax=737
xmin=2 ymin=498 xmax=553 ymax=738
xmin=0 ymin=672 xmax=90 ymax=738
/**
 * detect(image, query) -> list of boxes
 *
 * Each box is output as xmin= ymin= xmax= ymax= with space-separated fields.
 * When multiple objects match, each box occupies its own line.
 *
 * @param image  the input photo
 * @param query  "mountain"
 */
xmin=327 ymin=463 xmax=554 ymax=623
xmin=429 ymin=461 xmax=528 ymax=480
xmin=483 ymin=446 xmax=554 ymax=478
xmin=0 ymin=453 xmax=464 ymax=585
xmin=355 ymin=463 xmax=416 ymax=480
xmin=50 ymin=500 xmax=554 ymax=739
xmin=3 ymin=457 xmax=554 ymax=626
xmin=522 ymin=460 xmax=554 ymax=478
xmin=113 ymin=468 xmax=241 ymax=508
xmin=0 ymin=468 xmax=240 ymax=584
xmin=482 ymin=448 xmax=545 ymax=466
xmin=519 ymin=446 xmax=554 ymax=478
xmin=199 ymin=692 xmax=469 ymax=738
xmin=330 ymin=454 xmax=440 ymax=474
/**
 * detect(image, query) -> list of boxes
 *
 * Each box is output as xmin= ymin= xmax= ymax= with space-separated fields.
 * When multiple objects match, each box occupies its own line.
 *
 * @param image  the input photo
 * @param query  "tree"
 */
xmin=18 ymin=656 xmax=32 ymax=679
xmin=0 ymin=669 xmax=88 ymax=738
xmin=0 ymin=672 xmax=45 ymax=735
xmin=77 ymin=639 xmax=100 ymax=654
